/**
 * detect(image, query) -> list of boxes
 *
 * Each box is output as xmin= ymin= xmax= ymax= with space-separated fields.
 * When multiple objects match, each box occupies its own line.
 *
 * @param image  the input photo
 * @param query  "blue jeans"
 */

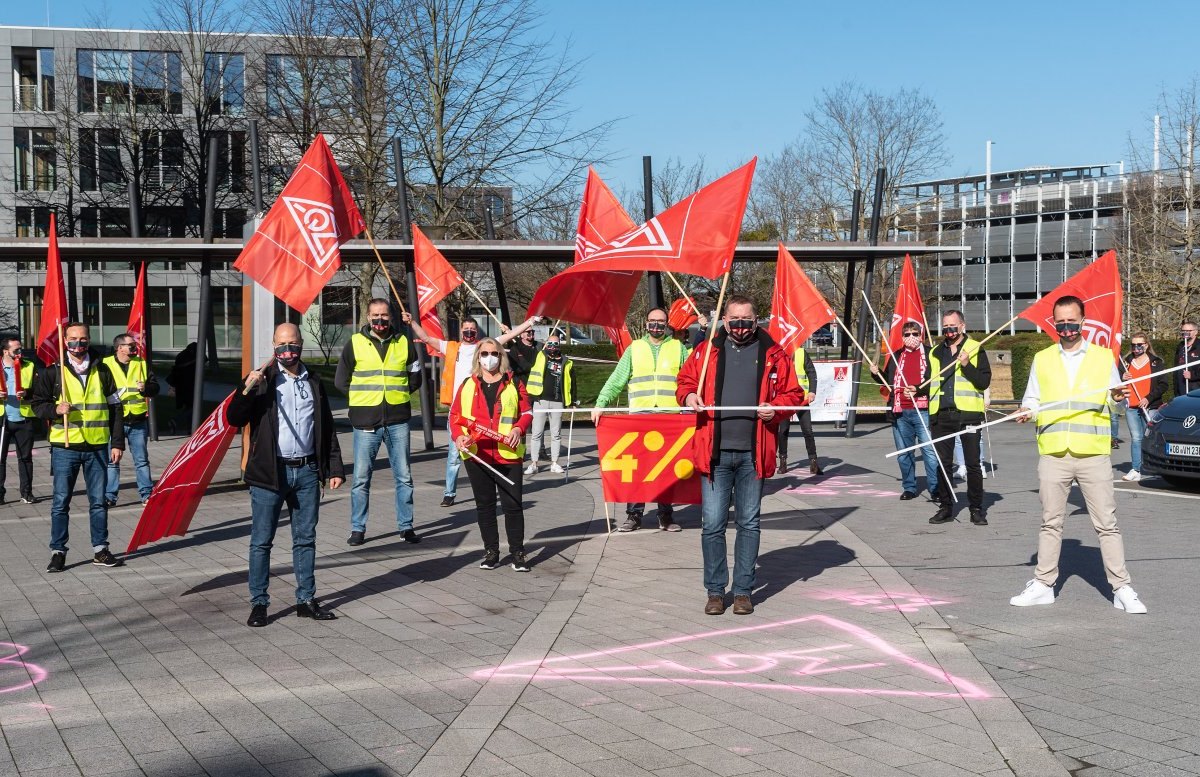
xmin=106 ymin=421 xmax=153 ymax=501
xmin=892 ymin=409 xmax=938 ymax=495
xmin=248 ymin=461 xmax=320 ymax=606
xmin=1126 ymin=406 xmax=1147 ymax=472
xmin=701 ymin=450 xmax=762 ymax=597
xmin=444 ymin=441 xmax=461 ymax=498
xmin=50 ymin=447 xmax=110 ymax=552
xmin=351 ymin=423 xmax=414 ymax=532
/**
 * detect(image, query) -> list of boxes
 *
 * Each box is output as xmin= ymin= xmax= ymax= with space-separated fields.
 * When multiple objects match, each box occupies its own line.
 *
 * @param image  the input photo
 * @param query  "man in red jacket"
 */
xmin=678 ymin=295 xmax=804 ymax=616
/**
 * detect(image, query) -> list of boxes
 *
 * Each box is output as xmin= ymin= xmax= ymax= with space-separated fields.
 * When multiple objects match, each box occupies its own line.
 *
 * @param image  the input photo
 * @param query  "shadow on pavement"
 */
xmin=1027 ymin=539 xmax=1112 ymax=600
xmin=755 ymin=539 xmax=858 ymax=605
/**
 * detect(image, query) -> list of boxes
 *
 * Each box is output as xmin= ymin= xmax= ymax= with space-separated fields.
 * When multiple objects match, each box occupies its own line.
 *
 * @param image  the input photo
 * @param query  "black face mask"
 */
xmin=1055 ymin=322 xmax=1082 ymax=343
xmin=544 ymin=344 xmax=561 ymax=358
xmin=275 ymin=343 xmax=302 ymax=366
xmin=67 ymin=339 xmax=89 ymax=356
xmin=369 ymin=317 xmax=390 ymax=333
xmin=461 ymin=330 xmax=479 ymax=344
xmin=646 ymin=321 xmax=668 ymax=337
xmin=727 ymin=318 xmax=757 ymax=345
xmin=1132 ymin=344 xmax=1147 ymax=356
xmin=941 ymin=326 xmax=960 ymax=342
xmin=9 ymin=348 xmax=22 ymax=360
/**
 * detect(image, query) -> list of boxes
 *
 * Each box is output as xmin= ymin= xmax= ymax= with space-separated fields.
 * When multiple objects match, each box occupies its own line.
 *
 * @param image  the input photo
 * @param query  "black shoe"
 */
xmin=92 ymin=549 xmax=124 ymax=567
xmin=21 ymin=495 xmax=37 ymax=505
xmin=46 ymin=551 xmax=65 ymax=573
xmin=347 ymin=530 xmax=365 ymax=546
xmin=970 ymin=509 xmax=988 ymax=526
xmin=480 ymin=550 xmax=500 ymax=570
xmin=440 ymin=496 xmax=455 ymax=507
xmin=296 ymin=599 xmax=336 ymax=620
xmin=900 ymin=491 xmax=918 ymax=501
xmin=510 ymin=551 xmax=530 ymax=572
xmin=247 ymin=604 xmax=268 ymax=627
xmin=403 ymin=529 xmax=421 ymax=544
xmin=104 ymin=498 xmax=118 ymax=508
xmin=929 ymin=505 xmax=954 ymax=524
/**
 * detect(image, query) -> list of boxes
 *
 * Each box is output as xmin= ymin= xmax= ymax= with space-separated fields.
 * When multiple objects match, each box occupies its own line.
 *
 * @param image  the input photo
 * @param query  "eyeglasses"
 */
xmin=479 ymin=350 xmax=500 ymax=356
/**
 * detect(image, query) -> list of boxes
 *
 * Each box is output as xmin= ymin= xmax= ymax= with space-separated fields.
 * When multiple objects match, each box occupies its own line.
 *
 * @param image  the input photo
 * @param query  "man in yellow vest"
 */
xmin=30 ymin=322 xmax=126 ymax=572
xmin=335 ymin=298 xmax=422 ymax=546
xmin=524 ymin=331 xmax=575 ymax=474
xmin=103 ymin=332 xmax=160 ymax=507
xmin=0 ymin=335 xmax=37 ymax=504
xmin=928 ymin=310 xmax=991 ymax=525
xmin=592 ymin=307 xmax=689 ymax=532
xmin=776 ymin=347 xmax=821 ymax=474
xmin=405 ymin=312 xmax=538 ymax=506
xmin=1011 ymin=295 xmax=1147 ymax=613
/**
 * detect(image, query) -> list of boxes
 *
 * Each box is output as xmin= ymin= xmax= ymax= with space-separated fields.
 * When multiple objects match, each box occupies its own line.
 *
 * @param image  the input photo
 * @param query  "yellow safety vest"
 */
xmin=526 ymin=352 xmax=574 ymax=405
xmin=1033 ymin=343 xmax=1114 ymax=456
xmin=457 ymin=378 xmax=525 ymax=461
xmin=792 ymin=348 xmax=811 ymax=393
xmin=348 ymin=333 xmax=411 ymax=407
xmin=929 ymin=338 xmax=985 ymax=414
xmin=627 ymin=338 xmax=684 ymax=408
xmin=102 ymin=355 xmax=148 ymax=417
xmin=50 ymin=365 xmax=110 ymax=446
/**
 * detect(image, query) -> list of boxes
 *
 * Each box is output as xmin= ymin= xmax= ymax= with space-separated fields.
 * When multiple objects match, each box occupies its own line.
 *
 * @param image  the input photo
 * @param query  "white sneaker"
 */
xmin=981 ymin=467 xmax=989 ymax=479
xmin=524 ymin=462 xmax=538 ymax=475
xmin=1113 ymin=586 xmax=1147 ymax=614
xmin=1009 ymin=580 xmax=1055 ymax=607
xmin=549 ymin=462 xmax=564 ymax=474
xmin=1121 ymin=470 xmax=1141 ymax=482
xmin=954 ymin=465 xmax=967 ymax=480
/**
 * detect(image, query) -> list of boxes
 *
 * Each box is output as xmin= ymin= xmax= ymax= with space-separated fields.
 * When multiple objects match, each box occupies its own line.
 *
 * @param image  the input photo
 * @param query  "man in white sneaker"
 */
xmin=524 ymin=331 xmax=574 ymax=475
xmin=1011 ymin=295 xmax=1146 ymax=613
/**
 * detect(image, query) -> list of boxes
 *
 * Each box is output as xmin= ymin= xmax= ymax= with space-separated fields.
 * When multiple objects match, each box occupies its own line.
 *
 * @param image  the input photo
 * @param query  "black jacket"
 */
xmin=333 ymin=327 xmax=421 ymax=429
xmin=227 ymin=362 xmax=345 ymax=491
xmin=1174 ymin=341 xmax=1200 ymax=397
xmin=507 ymin=338 xmax=538 ymax=380
xmin=29 ymin=349 xmax=126 ymax=451
xmin=105 ymin=355 xmax=161 ymax=424
xmin=1123 ymin=352 xmax=1168 ymax=409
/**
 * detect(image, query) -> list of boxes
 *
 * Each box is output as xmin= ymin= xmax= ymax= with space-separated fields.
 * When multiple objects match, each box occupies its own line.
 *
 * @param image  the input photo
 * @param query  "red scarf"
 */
xmin=892 ymin=348 xmax=928 ymax=412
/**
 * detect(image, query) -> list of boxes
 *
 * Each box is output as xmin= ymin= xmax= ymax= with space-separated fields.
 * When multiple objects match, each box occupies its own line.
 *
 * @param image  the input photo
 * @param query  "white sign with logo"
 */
xmin=810 ymin=360 xmax=856 ymax=422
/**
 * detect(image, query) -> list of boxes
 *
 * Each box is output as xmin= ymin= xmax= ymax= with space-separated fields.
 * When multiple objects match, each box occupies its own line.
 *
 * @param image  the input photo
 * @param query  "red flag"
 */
xmin=597 ymin=414 xmax=701 ymax=504
xmin=668 ymin=298 xmax=700 ymax=332
xmin=420 ymin=309 xmax=446 ymax=357
xmin=1018 ymin=250 xmax=1123 ymax=350
xmin=126 ymin=394 xmax=238 ymax=553
xmin=605 ymin=324 xmax=633 ymax=358
xmin=886 ymin=256 xmax=927 ymax=353
xmin=36 ymin=212 xmax=69 ymax=367
xmin=127 ymin=263 xmax=147 ymax=358
xmin=571 ymin=159 xmax=757 ymax=279
xmin=528 ymin=167 xmax=642 ymax=329
xmin=413 ymin=224 xmax=464 ymax=319
xmin=768 ymin=244 xmax=837 ymax=355
xmin=234 ymin=133 xmax=364 ymax=313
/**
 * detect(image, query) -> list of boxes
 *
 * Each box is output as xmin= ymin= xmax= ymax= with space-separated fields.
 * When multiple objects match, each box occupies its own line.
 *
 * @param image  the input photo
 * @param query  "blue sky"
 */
xmin=5 ymin=0 xmax=1195 ymax=196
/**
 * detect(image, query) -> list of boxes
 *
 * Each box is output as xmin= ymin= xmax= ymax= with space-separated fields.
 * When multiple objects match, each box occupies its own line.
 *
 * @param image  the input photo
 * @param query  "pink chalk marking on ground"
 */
xmin=785 ymin=475 xmax=896 ymax=498
xmin=474 ymin=615 xmax=990 ymax=700
xmin=0 ymin=643 xmax=49 ymax=695
xmin=812 ymin=590 xmax=954 ymax=613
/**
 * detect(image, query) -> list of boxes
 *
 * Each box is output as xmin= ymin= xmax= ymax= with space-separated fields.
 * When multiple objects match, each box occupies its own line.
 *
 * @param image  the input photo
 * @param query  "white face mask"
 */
xmin=480 ymin=355 xmax=500 ymax=372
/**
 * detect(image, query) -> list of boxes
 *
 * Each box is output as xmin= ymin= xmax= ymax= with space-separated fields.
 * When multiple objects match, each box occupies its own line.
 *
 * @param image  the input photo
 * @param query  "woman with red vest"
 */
xmin=449 ymin=338 xmax=535 ymax=572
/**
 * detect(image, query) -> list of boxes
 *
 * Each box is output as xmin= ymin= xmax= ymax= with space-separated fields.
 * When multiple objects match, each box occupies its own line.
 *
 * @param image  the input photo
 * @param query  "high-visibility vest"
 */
xmin=792 ymin=348 xmax=811 ymax=393
xmin=102 ymin=355 xmax=148 ymax=417
xmin=526 ymin=352 xmax=573 ymax=405
xmin=929 ymin=338 xmax=985 ymax=414
xmin=49 ymin=366 xmax=109 ymax=446
xmin=1033 ymin=343 xmax=1114 ymax=456
xmin=457 ymin=377 xmax=525 ymax=461
xmin=348 ymin=333 xmax=410 ymax=407
xmin=626 ymin=339 xmax=684 ymax=408
xmin=6 ymin=362 xmax=36 ymax=418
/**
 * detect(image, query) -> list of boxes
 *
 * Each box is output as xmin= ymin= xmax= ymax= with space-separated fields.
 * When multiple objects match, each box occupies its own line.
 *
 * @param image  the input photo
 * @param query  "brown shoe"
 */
xmin=777 ymin=454 xmax=789 ymax=474
xmin=732 ymin=595 xmax=754 ymax=615
xmin=704 ymin=595 xmax=726 ymax=615
xmin=809 ymin=456 xmax=823 ymax=475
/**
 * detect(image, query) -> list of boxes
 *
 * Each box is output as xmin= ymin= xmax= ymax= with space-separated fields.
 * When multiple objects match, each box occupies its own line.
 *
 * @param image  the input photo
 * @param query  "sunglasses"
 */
xmin=479 ymin=350 xmax=500 ymax=356
xmin=902 ymin=331 xmax=920 ymax=336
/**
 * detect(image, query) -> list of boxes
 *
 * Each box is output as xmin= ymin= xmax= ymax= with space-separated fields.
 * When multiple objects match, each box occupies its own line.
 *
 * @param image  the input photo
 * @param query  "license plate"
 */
xmin=1167 ymin=442 xmax=1200 ymax=457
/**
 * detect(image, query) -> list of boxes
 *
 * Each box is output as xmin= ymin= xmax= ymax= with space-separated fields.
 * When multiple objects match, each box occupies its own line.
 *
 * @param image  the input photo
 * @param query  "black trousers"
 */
xmin=0 ymin=418 xmax=35 ymax=499
xmin=931 ymin=410 xmax=983 ymax=510
xmin=465 ymin=459 xmax=525 ymax=553
xmin=776 ymin=412 xmax=818 ymax=459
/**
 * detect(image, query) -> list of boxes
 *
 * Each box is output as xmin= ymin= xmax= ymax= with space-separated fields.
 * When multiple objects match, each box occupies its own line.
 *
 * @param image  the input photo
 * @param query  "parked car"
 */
xmin=1143 ymin=390 xmax=1200 ymax=486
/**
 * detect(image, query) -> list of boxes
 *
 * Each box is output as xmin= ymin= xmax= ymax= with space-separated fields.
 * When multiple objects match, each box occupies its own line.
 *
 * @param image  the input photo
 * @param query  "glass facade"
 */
xmin=14 ymin=128 xmax=56 ymax=190
xmin=77 ymin=49 xmax=182 ymax=114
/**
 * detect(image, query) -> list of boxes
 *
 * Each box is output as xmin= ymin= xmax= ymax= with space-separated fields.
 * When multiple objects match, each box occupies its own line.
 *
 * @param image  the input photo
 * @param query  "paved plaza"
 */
xmin=1 ymin=399 xmax=1199 ymax=777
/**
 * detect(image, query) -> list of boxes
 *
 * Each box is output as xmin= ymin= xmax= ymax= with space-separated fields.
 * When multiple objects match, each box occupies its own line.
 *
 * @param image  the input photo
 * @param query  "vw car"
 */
xmin=1143 ymin=390 xmax=1200 ymax=486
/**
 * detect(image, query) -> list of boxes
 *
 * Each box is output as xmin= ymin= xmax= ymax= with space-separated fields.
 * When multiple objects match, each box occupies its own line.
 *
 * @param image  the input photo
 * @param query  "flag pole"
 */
xmin=695 ymin=271 xmax=730 ymax=400
xmin=57 ymin=320 xmax=70 ymax=448
xmin=663 ymin=270 xmax=698 ymax=314
xmin=362 ymin=226 xmax=409 ymax=315
xmin=241 ymin=355 xmax=276 ymax=396
xmin=459 ymin=277 xmax=506 ymax=331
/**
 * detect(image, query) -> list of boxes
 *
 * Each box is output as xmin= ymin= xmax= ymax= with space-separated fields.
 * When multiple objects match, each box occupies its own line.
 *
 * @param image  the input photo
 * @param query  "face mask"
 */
xmin=1055 ymin=322 xmax=1082 ymax=343
xmin=941 ymin=326 xmax=959 ymax=341
xmin=646 ymin=321 xmax=668 ymax=337
xmin=274 ymin=343 xmax=302 ymax=366
xmin=727 ymin=318 xmax=757 ymax=345
xmin=1132 ymin=344 xmax=1146 ymax=356
xmin=903 ymin=334 xmax=921 ymax=350
xmin=8 ymin=348 xmax=21 ymax=360
xmin=369 ymin=317 xmax=390 ymax=333
xmin=461 ymin=330 xmax=479 ymax=344
xmin=544 ymin=344 xmax=561 ymax=358
xmin=67 ymin=339 xmax=89 ymax=355
xmin=1184 ymin=331 xmax=1197 ymax=342
xmin=480 ymin=354 xmax=500 ymax=371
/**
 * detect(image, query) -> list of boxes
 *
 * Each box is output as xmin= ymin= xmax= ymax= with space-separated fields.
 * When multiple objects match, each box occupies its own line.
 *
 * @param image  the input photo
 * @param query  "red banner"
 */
xmin=126 ymin=394 xmax=238 ymax=553
xmin=1018 ymin=250 xmax=1123 ymax=351
xmin=36 ymin=213 xmax=69 ymax=368
xmin=127 ymin=262 xmax=147 ymax=358
xmin=887 ymin=255 xmax=927 ymax=353
xmin=768 ymin=244 xmax=837 ymax=354
xmin=234 ymin=133 xmax=365 ymax=313
xmin=597 ymin=413 xmax=701 ymax=504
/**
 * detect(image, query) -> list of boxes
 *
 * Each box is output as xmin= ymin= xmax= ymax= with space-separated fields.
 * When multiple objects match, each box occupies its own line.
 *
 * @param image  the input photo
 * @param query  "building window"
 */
xmin=80 ymin=128 xmax=123 ymax=191
xmin=83 ymin=286 xmax=134 ymax=346
xmin=148 ymin=286 xmax=188 ymax=349
xmin=77 ymin=49 xmax=182 ymax=114
xmin=215 ymin=208 xmax=246 ymax=238
xmin=15 ymin=206 xmax=53 ymax=238
xmin=14 ymin=128 xmax=57 ymax=191
xmin=215 ymin=130 xmax=247 ymax=192
xmin=203 ymin=53 xmax=244 ymax=115
xmin=17 ymin=287 xmax=45 ymax=346
xmin=80 ymin=207 xmax=130 ymax=237
xmin=144 ymin=207 xmax=186 ymax=237
xmin=142 ymin=129 xmax=184 ymax=191
xmin=265 ymin=54 xmax=361 ymax=117
xmin=212 ymin=286 xmax=243 ymax=349
xmin=13 ymin=48 xmax=55 ymax=111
